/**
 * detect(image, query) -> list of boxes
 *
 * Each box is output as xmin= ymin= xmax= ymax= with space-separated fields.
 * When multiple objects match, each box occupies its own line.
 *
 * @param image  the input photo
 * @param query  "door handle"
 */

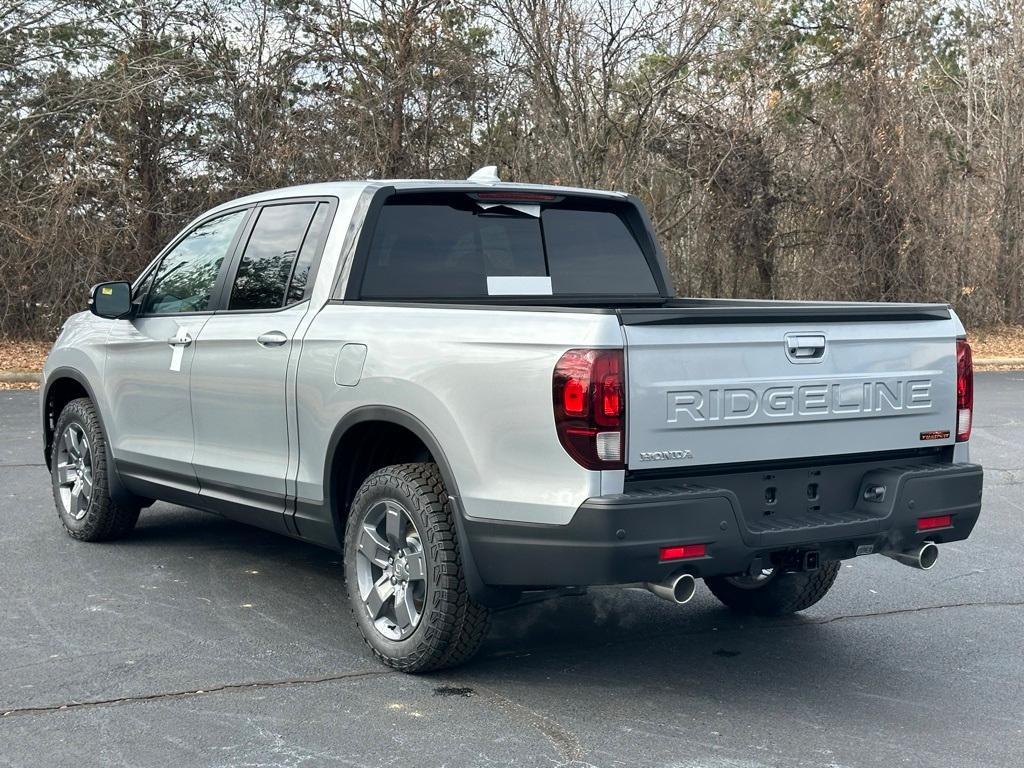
xmin=785 ymin=333 xmax=826 ymax=361
xmin=257 ymin=331 xmax=289 ymax=347
xmin=167 ymin=331 xmax=193 ymax=347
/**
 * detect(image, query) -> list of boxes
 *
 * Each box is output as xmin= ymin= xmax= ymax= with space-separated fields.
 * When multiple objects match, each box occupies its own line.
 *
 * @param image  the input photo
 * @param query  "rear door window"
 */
xmin=358 ymin=194 xmax=658 ymax=300
xmin=228 ymin=202 xmax=318 ymax=311
xmin=286 ymin=203 xmax=333 ymax=304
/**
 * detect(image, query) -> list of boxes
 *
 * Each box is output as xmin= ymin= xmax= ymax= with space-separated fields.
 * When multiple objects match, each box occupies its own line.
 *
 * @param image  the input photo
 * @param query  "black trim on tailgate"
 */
xmin=618 ymin=298 xmax=951 ymax=325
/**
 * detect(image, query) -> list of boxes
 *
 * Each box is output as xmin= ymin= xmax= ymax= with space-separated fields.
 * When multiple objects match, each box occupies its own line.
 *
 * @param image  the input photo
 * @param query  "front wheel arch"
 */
xmin=43 ymin=369 xmax=135 ymax=506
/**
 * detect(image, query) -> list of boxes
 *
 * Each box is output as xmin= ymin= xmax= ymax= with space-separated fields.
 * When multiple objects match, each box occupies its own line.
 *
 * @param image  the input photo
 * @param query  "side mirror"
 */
xmin=89 ymin=281 xmax=132 ymax=319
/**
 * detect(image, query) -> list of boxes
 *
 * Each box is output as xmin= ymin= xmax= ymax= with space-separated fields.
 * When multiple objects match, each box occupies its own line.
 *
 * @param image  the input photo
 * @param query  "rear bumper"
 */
xmin=463 ymin=460 xmax=983 ymax=588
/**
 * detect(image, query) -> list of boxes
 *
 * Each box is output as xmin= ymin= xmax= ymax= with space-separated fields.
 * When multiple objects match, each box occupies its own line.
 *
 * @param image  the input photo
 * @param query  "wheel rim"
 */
xmin=55 ymin=423 xmax=93 ymax=521
xmin=354 ymin=499 xmax=427 ymax=641
xmin=725 ymin=567 xmax=776 ymax=590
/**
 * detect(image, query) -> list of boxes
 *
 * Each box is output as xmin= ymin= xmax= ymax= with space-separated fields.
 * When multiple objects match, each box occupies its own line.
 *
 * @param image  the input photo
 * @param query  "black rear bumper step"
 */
xmin=462 ymin=461 xmax=983 ymax=588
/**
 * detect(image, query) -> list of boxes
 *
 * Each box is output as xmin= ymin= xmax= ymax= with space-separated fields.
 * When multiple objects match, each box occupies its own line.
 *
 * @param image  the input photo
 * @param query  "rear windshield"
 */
xmin=358 ymin=193 xmax=660 ymax=300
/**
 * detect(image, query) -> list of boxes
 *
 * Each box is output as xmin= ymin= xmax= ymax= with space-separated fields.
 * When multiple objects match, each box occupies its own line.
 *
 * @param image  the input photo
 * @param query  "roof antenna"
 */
xmin=468 ymin=165 xmax=501 ymax=184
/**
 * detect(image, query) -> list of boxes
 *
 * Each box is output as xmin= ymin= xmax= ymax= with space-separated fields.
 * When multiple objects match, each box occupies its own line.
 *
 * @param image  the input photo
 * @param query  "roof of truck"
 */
xmin=204 ymin=177 xmax=629 ymax=218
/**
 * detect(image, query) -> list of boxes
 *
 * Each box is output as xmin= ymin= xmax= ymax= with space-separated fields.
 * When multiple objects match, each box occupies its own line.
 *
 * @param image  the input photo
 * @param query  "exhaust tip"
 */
xmin=671 ymin=573 xmax=696 ymax=604
xmin=883 ymin=541 xmax=940 ymax=570
xmin=643 ymin=572 xmax=697 ymax=605
xmin=919 ymin=541 xmax=939 ymax=570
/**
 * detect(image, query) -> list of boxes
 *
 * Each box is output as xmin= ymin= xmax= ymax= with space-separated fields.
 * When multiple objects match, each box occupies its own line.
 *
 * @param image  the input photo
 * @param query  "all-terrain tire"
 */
xmin=50 ymin=397 xmax=140 ymax=541
xmin=704 ymin=561 xmax=841 ymax=616
xmin=343 ymin=462 xmax=490 ymax=672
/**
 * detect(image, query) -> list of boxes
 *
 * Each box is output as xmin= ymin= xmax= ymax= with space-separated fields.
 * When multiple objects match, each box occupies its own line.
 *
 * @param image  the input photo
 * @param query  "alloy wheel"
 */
xmin=55 ymin=423 xmax=93 ymax=521
xmin=354 ymin=499 xmax=428 ymax=641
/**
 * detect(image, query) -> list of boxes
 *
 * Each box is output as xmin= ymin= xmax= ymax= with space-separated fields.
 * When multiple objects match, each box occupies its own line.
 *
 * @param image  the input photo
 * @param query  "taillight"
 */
xmin=553 ymin=348 xmax=625 ymax=470
xmin=956 ymin=339 xmax=973 ymax=442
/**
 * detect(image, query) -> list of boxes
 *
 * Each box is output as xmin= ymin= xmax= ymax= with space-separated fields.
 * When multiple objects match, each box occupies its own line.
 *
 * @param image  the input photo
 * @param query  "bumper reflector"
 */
xmin=659 ymin=543 xmax=707 ymax=562
xmin=917 ymin=514 xmax=953 ymax=531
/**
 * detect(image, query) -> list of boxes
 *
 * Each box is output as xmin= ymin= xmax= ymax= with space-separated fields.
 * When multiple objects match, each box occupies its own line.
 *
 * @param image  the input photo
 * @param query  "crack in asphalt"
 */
xmin=803 ymin=599 xmax=1024 ymax=626
xmin=6 ymin=599 xmax=1021 ymax=722
xmin=466 ymin=682 xmax=586 ymax=766
xmin=0 ymin=668 xmax=393 ymax=719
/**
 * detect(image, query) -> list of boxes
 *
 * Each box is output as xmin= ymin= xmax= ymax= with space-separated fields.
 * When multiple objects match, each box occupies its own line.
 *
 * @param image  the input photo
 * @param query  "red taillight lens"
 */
xmin=918 ymin=514 xmax=953 ymax=531
xmin=956 ymin=339 xmax=973 ymax=442
xmin=553 ymin=348 xmax=625 ymax=470
xmin=563 ymin=378 xmax=587 ymax=416
xmin=659 ymin=544 xmax=707 ymax=561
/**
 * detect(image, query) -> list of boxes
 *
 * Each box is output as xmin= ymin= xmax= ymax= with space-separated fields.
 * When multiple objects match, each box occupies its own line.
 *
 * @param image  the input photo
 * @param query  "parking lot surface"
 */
xmin=2 ymin=373 xmax=1022 ymax=767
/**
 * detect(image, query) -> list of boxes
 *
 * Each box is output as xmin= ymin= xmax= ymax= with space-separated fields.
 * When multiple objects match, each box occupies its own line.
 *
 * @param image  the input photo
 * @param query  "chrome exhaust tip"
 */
xmin=883 ymin=541 xmax=939 ymax=570
xmin=645 ymin=573 xmax=696 ymax=605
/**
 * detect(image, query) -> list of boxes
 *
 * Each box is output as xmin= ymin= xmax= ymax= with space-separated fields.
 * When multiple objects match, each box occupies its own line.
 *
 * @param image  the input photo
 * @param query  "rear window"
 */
xmin=358 ymin=194 xmax=659 ymax=300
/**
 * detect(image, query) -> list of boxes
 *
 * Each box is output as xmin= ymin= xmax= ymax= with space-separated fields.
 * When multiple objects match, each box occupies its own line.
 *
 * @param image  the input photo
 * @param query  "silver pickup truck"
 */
xmin=42 ymin=169 xmax=983 ymax=671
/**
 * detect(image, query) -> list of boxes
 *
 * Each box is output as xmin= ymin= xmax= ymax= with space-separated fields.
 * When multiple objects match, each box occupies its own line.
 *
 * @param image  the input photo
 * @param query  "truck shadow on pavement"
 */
xmin=120 ymin=505 xmax=918 ymax=689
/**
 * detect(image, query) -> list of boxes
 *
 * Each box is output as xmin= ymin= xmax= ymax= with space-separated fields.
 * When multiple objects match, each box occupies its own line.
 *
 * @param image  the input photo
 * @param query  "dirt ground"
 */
xmin=968 ymin=325 xmax=1024 ymax=369
xmin=2 ymin=327 xmax=1022 ymax=388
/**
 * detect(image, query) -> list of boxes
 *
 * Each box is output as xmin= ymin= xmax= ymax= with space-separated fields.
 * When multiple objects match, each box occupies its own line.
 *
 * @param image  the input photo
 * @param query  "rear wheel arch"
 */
xmin=325 ymin=407 xmax=459 ymax=533
xmin=323 ymin=407 xmax=512 ymax=608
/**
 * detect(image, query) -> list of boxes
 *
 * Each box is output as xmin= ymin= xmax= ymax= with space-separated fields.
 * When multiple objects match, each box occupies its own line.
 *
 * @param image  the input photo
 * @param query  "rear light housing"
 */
xmin=470 ymin=191 xmax=563 ymax=202
xmin=956 ymin=338 xmax=973 ymax=442
xmin=553 ymin=348 xmax=625 ymax=470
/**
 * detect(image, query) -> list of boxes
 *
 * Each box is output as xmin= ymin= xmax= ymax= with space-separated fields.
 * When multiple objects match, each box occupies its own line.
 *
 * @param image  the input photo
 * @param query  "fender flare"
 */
xmin=323 ymin=405 xmax=518 ymax=608
xmin=42 ymin=367 xmax=135 ymax=505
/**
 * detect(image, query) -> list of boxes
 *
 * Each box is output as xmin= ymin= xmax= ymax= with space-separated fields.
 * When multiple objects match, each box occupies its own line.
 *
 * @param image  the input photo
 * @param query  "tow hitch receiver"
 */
xmin=774 ymin=549 xmax=821 ymax=573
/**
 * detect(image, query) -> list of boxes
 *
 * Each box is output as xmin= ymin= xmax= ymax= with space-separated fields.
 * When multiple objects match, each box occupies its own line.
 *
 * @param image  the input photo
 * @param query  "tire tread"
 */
xmin=51 ymin=398 xmax=140 ymax=542
xmin=344 ymin=462 xmax=490 ymax=672
xmin=705 ymin=560 xmax=841 ymax=616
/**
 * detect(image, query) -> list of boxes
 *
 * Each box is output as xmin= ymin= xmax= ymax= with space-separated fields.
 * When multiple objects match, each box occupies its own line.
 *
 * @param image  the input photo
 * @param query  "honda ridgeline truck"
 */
xmin=42 ymin=168 xmax=983 ymax=671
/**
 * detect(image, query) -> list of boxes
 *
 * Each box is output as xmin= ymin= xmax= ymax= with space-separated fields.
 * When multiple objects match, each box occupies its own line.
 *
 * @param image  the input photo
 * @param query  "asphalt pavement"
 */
xmin=1 ymin=373 xmax=1022 ymax=767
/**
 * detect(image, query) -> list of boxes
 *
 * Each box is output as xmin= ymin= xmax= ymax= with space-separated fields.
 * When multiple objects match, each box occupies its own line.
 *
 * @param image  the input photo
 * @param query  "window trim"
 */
xmin=214 ymin=195 xmax=340 ymax=315
xmin=133 ymin=205 xmax=255 ymax=319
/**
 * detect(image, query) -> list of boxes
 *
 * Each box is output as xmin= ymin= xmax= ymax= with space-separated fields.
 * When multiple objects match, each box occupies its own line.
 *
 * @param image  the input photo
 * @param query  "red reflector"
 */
xmin=659 ymin=544 xmax=707 ymax=561
xmin=917 ymin=514 xmax=952 ymax=531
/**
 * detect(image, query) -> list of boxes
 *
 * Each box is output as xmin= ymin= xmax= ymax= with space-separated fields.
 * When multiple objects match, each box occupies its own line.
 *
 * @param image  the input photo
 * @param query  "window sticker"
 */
xmin=486 ymin=276 xmax=553 ymax=295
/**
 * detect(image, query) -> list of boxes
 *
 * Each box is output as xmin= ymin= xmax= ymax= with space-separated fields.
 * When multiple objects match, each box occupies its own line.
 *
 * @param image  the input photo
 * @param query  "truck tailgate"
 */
xmin=622 ymin=307 xmax=959 ymax=470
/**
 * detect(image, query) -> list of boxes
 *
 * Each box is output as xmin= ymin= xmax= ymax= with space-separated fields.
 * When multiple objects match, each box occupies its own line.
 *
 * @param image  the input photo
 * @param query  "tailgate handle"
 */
xmin=786 ymin=334 xmax=826 ymax=361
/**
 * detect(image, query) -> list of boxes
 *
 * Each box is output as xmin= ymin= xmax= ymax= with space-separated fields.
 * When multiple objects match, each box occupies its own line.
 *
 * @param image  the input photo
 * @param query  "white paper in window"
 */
xmin=486 ymin=276 xmax=553 ymax=295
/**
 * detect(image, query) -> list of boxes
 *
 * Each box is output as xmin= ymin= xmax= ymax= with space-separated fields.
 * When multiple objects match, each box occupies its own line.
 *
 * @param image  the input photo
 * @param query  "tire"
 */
xmin=343 ymin=462 xmax=490 ymax=672
xmin=50 ymin=397 xmax=140 ymax=542
xmin=704 ymin=560 xmax=841 ymax=617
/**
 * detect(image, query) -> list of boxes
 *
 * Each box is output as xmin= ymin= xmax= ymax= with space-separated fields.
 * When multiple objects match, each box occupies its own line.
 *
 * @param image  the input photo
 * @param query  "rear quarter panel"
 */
xmin=294 ymin=304 xmax=624 ymax=525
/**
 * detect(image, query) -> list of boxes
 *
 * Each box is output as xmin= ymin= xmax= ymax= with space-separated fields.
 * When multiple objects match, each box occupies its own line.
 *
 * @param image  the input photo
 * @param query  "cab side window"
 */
xmin=228 ymin=202 xmax=325 ymax=311
xmin=142 ymin=210 xmax=248 ymax=315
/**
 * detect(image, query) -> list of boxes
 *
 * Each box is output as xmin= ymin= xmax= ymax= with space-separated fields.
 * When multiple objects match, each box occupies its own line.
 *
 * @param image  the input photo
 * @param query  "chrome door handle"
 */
xmin=257 ymin=331 xmax=288 ymax=347
xmin=167 ymin=332 xmax=193 ymax=347
xmin=785 ymin=333 xmax=826 ymax=361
